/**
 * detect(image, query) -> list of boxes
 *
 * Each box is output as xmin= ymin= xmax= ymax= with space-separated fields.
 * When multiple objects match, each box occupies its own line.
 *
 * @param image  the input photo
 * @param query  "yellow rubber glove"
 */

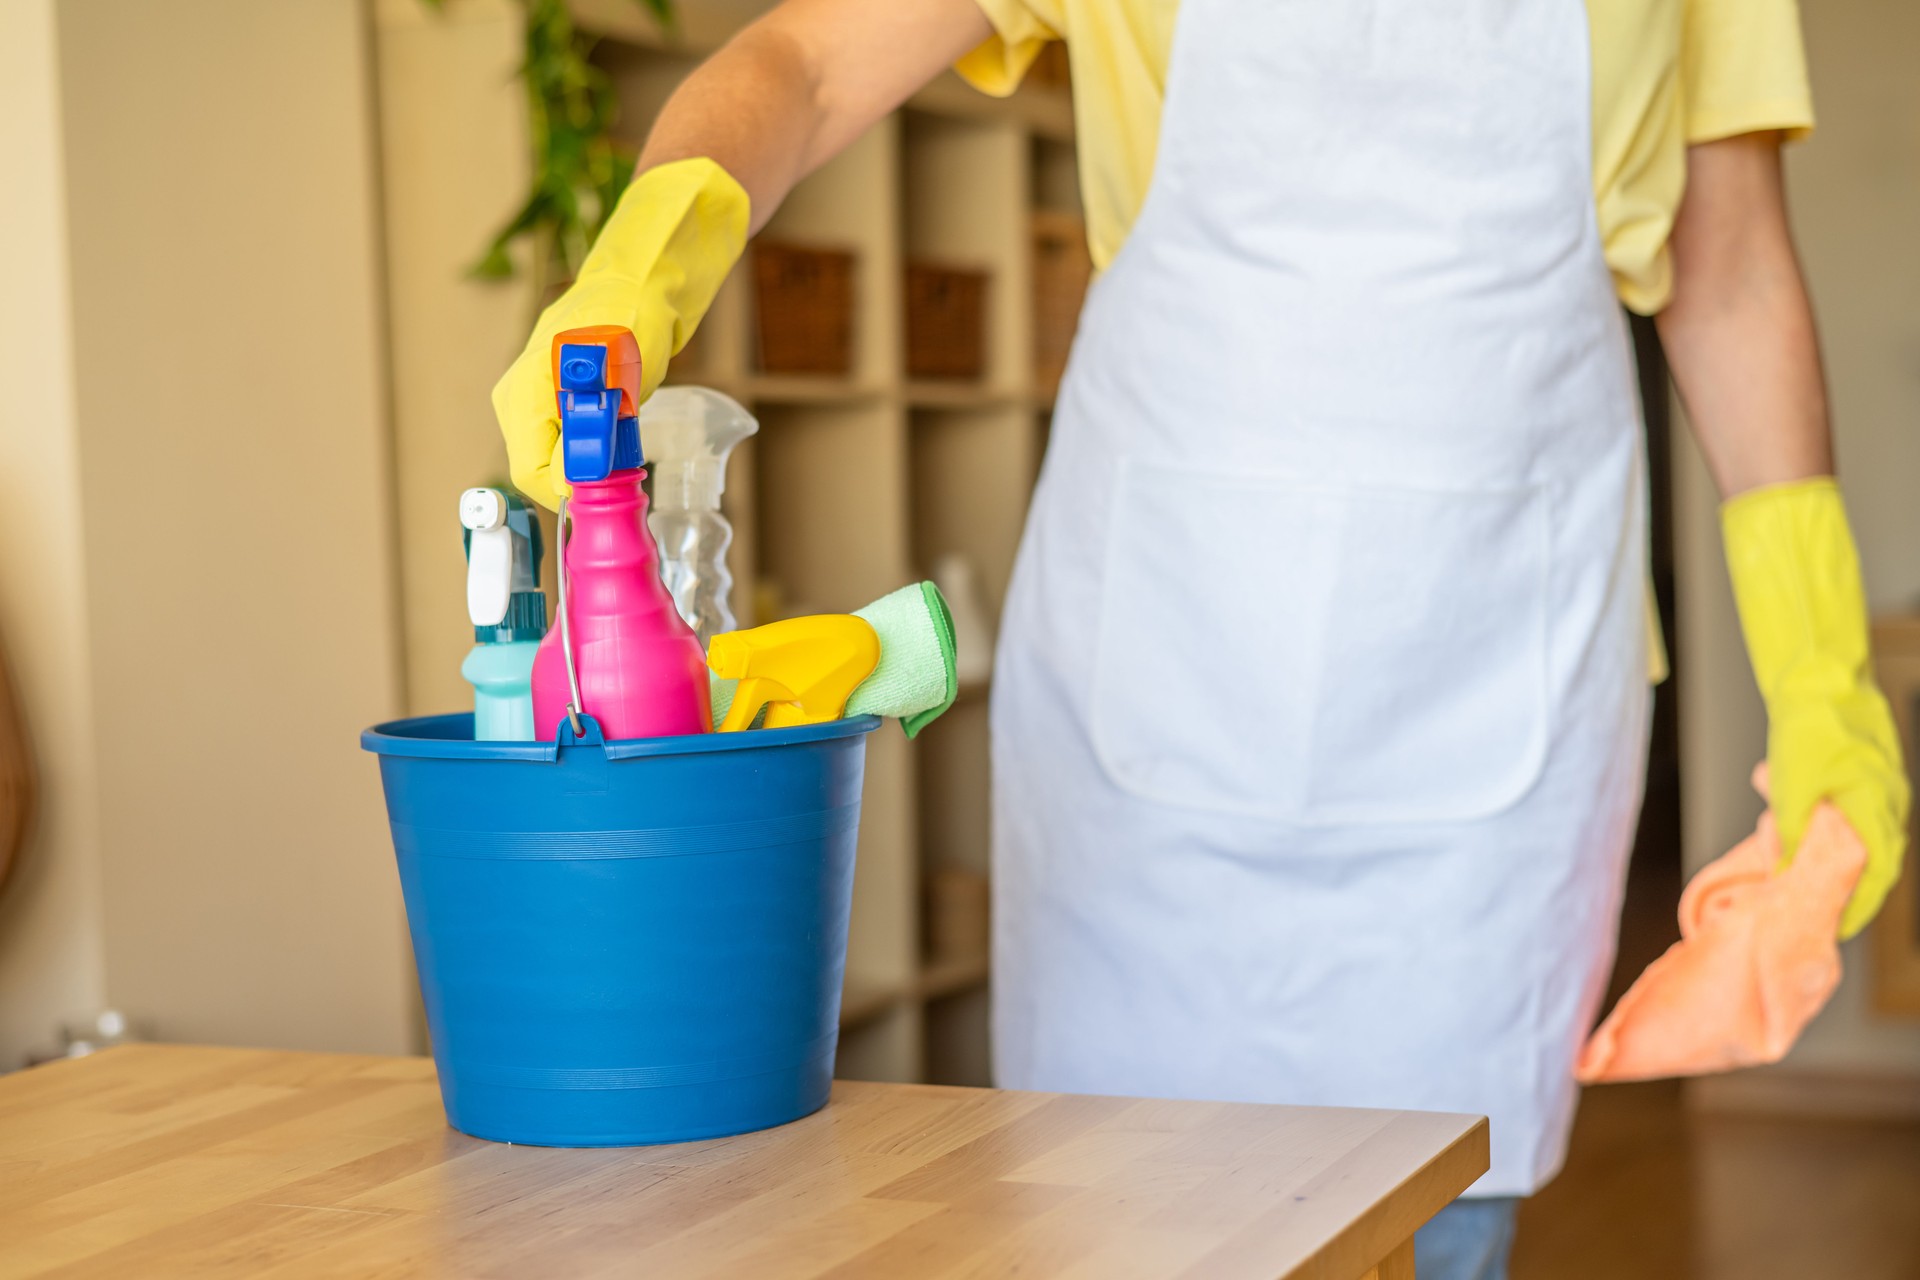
xmin=1724 ymin=477 xmax=1910 ymax=938
xmin=491 ymin=157 xmax=750 ymax=510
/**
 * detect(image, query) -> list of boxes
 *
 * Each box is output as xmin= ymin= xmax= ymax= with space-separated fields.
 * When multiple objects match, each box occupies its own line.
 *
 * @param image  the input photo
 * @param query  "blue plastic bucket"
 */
xmin=360 ymin=711 xmax=879 ymax=1146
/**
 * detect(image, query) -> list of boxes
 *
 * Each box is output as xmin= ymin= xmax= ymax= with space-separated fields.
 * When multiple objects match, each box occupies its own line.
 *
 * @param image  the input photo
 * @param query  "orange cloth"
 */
xmin=1577 ymin=770 xmax=1864 ymax=1084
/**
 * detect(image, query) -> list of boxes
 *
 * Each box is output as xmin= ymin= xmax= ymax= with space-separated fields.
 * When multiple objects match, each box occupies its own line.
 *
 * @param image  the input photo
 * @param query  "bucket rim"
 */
xmin=361 ymin=712 xmax=883 ymax=762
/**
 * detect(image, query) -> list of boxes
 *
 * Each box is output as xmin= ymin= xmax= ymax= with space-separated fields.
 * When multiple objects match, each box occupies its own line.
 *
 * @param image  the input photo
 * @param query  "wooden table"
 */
xmin=0 ymin=1045 xmax=1487 ymax=1279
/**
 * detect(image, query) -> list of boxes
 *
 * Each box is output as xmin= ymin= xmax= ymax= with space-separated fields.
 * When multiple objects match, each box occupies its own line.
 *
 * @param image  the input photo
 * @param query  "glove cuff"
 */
xmin=578 ymin=158 xmax=751 ymax=384
xmin=1721 ymin=476 xmax=1869 ymax=704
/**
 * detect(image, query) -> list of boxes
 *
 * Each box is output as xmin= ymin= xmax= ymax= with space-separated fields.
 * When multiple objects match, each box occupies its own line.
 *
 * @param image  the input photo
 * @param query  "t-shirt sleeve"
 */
xmin=955 ymin=0 xmax=1062 ymax=98
xmin=1681 ymin=0 xmax=1816 ymax=143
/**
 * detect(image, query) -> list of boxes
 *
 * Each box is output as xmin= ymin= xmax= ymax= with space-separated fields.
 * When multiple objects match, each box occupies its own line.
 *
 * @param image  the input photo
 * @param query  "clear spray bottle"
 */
xmin=639 ymin=387 xmax=758 ymax=646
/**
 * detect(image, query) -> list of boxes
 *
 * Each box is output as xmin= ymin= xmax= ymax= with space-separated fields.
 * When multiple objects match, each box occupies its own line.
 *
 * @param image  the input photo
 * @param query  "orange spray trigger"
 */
xmin=552 ymin=325 xmax=643 ymax=419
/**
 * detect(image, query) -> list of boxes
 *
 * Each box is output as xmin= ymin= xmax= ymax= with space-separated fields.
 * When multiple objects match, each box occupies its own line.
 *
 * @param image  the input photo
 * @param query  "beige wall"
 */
xmin=0 ymin=0 xmax=414 ymax=1061
xmin=0 ymin=0 xmax=107 ymax=1067
xmin=374 ymin=0 xmax=533 ymax=719
xmin=1676 ymin=0 xmax=1920 ymax=1074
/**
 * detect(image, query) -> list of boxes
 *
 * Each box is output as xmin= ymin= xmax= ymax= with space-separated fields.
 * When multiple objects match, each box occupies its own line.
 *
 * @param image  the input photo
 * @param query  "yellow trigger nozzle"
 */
xmin=707 ymin=615 xmax=882 ymax=733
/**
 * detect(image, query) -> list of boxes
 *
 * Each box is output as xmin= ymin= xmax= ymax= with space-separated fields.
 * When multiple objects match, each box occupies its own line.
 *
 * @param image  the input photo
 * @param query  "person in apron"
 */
xmin=492 ymin=2 xmax=1909 ymax=1274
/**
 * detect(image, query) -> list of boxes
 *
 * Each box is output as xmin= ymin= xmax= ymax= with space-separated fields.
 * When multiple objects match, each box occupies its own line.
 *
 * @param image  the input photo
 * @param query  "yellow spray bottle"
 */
xmin=707 ymin=615 xmax=882 ymax=732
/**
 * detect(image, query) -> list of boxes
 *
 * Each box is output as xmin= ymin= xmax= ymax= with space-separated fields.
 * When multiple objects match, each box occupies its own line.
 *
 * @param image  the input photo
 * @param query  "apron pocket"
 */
xmin=1088 ymin=457 xmax=1550 ymax=826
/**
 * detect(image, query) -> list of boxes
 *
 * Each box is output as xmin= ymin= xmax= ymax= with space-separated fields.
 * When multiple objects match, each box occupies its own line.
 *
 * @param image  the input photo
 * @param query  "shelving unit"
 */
xmin=375 ymin=0 xmax=1084 ymax=1084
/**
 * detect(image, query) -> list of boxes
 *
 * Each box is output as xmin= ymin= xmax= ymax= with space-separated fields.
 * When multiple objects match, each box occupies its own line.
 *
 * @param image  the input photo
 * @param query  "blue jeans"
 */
xmin=1414 ymin=1197 xmax=1519 ymax=1280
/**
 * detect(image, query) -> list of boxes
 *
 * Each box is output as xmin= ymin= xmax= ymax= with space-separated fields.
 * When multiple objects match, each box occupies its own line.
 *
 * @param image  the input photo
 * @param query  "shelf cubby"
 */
xmin=910 ymin=405 xmax=1034 ymax=609
xmin=903 ymin=111 xmax=1030 ymax=396
xmin=750 ymin=403 xmax=910 ymax=613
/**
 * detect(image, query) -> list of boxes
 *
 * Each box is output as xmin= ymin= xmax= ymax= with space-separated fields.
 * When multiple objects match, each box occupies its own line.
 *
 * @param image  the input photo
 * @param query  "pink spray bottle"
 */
xmin=530 ymin=325 xmax=712 ymax=741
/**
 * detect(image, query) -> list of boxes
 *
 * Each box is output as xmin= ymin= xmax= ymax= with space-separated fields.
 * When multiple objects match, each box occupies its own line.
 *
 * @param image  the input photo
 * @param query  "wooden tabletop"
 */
xmin=0 ymin=1045 xmax=1487 ymax=1279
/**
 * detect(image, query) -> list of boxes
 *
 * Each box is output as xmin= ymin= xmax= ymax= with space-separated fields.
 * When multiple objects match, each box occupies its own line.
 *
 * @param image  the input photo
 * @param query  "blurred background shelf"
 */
xmin=376 ymin=0 xmax=1092 ymax=1085
xmin=740 ymin=376 xmax=888 ymax=406
xmin=918 ymin=951 xmax=991 ymax=1002
xmin=838 ymin=980 xmax=901 ymax=1031
xmin=840 ymin=950 xmax=990 ymax=1033
xmin=903 ymin=382 xmax=1020 ymax=409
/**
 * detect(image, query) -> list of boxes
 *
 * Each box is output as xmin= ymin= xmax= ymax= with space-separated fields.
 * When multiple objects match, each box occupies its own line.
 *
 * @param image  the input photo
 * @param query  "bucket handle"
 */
xmin=555 ymin=496 xmax=586 ymax=740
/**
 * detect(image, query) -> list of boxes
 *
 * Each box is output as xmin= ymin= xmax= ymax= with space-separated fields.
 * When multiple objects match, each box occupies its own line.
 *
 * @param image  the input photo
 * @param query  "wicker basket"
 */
xmin=906 ymin=263 xmax=989 ymax=381
xmin=1031 ymin=211 xmax=1093 ymax=394
xmin=752 ymin=242 xmax=856 ymax=376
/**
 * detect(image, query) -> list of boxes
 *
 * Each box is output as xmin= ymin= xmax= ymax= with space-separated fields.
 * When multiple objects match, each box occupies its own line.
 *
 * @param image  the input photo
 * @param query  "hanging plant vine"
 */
xmin=421 ymin=0 xmax=676 ymax=299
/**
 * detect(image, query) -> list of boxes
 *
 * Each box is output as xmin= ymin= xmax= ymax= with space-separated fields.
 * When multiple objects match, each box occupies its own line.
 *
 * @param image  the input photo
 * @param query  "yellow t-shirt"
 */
xmin=959 ymin=0 xmax=1815 ymax=314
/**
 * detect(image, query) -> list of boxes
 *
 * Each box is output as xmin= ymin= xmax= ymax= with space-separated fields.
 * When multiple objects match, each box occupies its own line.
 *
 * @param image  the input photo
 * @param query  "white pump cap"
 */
xmin=460 ymin=487 xmax=512 ymax=627
xmin=638 ymin=386 xmax=758 ymax=511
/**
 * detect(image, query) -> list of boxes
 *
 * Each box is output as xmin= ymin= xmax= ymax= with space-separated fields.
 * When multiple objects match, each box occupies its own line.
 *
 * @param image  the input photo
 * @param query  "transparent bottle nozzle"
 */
xmin=642 ymin=387 xmax=755 ymax=508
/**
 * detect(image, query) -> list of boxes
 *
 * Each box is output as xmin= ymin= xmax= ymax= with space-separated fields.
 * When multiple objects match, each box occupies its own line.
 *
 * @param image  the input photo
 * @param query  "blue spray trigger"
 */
xmin=561 ymin=390 xmax=619 ymax=483
xmin=557 ymin=341 xmax=644 ymax=483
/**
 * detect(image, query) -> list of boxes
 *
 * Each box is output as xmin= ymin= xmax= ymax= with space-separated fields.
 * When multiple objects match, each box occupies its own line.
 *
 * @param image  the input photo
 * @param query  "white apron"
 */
xmin=990 ymin=0 xmax=1651 ymax=1195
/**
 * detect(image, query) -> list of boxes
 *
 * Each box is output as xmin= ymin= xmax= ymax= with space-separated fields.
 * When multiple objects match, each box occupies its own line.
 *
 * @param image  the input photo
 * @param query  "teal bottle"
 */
xmin=459 ymin=488 xmax=547 ymax=741
xmin=463 ymin=625 xmax=543 ymax=740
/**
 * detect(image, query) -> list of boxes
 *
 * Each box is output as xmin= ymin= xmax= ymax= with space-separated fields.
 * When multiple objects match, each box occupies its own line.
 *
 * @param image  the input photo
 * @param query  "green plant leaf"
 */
xmin=421 ymin=0 xmax=667 ymax=289
xmin=467 ymin=239 xmax=517 ymax=281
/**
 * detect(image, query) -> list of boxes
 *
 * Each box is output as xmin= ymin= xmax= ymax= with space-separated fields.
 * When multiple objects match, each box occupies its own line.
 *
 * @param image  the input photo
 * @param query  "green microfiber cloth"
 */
xmin=847 ymin=581 xmax=958 ymax=738
xmin=708 ymin=673 xmax=745 ymax=730
xmin=707 ymin=581 xmax=958 ymax=737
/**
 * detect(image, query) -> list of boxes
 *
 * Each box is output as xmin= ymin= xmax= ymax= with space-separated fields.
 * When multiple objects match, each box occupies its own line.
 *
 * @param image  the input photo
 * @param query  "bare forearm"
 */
xmin=636 ymin=25 xmax=820 ymax=234
xmin=636 ymin=0 xmax=991 ymax=235
xmin=1657 ymin=132 xmax=1833 ymax=498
